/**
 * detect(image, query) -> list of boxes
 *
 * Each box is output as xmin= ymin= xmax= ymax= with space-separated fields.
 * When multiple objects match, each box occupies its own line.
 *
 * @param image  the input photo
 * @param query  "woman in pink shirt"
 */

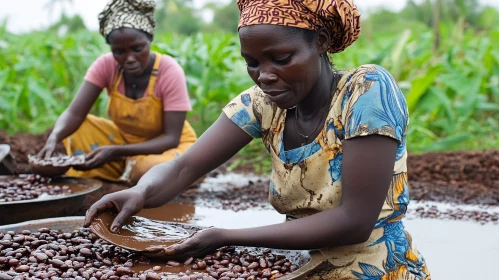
xmin=38 ymin=0 xmax=197 ymax=184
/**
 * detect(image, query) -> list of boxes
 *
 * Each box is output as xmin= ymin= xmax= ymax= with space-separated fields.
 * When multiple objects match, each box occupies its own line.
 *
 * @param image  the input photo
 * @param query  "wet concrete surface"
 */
xmin=131 ymin=172 xmax=499 ymax=280
xmin=405 ymin=218 xmax=499 ymax=280
xmin=135 ymin=202 xmax=498 ymax=280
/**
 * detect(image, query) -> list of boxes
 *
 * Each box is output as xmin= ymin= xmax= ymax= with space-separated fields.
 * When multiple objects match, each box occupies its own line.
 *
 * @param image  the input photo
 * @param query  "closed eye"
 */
xmin=112 ymin=49 xmax=125 ymax=56
xmin=245 ymin=60 xmax=259 ymax=69
xmin=274 ymin=55 xmax=291 ymax=66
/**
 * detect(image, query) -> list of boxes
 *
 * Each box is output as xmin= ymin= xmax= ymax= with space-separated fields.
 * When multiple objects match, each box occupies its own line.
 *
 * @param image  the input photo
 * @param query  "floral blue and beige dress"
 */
xmin=223 ymin=64 xmax=431 ymax=279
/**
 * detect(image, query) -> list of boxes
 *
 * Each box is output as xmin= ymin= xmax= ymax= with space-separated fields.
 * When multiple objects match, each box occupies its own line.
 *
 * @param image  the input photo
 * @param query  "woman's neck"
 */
xmin=296 ymin=62 xmax=335 ymax=118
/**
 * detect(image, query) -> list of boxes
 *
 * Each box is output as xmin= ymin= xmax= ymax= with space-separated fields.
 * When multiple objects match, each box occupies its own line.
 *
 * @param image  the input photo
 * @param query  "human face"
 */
xmin=108 ymin=28 xmax=152 ymax=76
xmin=239 ymin=25 xmax=323 ymax=109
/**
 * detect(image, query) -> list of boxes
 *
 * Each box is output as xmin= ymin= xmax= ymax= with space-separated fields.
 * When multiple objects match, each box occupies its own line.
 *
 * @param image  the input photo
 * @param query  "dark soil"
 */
xmin=173 ymin=179 xmax=271 ymax=211
xmin=1 ymin=131 xmax=499 ymax=209
xmin=408 ymin=151 xmax=499 ymax=205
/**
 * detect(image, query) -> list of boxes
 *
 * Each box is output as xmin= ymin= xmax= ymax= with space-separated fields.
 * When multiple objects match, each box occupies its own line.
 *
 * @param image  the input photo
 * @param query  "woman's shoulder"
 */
xmin=340 ymin=64 xmax=399 ymax=86
xmin=93 ymin=52 xmax=116 ymax=64
xmin=157 ymin=53 xmax=184 ymax=74
xmin=241 ymin=85 xmax=266 ymax=98
xmin=84 ymin=53 xmax=117 ymax=88
xmin=338 ymin=64 xmax=409 ymax=143
xmin=224 ymin=86 xmax=272 ymax=117
xmin=235 ymin=85 xmax=272 ymax=108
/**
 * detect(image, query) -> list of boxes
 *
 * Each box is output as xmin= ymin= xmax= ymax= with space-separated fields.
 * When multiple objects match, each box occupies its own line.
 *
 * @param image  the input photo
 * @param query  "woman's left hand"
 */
xmin=157 ymin=228 xmax=227 ymax=260
xmin=78 ymin=146 xmax=119 ymax=170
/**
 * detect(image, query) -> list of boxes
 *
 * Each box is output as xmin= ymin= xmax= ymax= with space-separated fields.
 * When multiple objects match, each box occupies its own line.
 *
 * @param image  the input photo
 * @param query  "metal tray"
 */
xmin=0 ymin=217 xmax=323 ymax=280
xmin=0 ymin=176 xmax=102 ymax=225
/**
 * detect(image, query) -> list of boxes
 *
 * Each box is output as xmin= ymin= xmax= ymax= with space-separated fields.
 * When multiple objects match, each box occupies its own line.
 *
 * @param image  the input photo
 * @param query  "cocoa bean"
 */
xmin=15 ymin=265 xmax=29 ymax=272
xmin=183 ymin=257 xmax=194 ymax=266
xmin=167 ymin=261 xmax=181 ymax=267
xmin=247 ymin=262 xmax=259 ymax=269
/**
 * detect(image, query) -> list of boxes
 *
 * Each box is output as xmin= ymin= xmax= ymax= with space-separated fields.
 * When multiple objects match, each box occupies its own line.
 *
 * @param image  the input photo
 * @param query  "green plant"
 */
xmin=1 ymin=19 xmax=498 ymax=174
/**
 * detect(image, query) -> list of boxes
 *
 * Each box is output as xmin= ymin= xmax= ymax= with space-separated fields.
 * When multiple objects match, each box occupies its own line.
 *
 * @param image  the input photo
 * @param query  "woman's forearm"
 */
xmin=49 ymin=81 xmax=103 ymax=143
xmin=220 ymin=206 xmax=373 ymax=250
xmin=134 ymin=157 xmax=200 ymax=209
xmin=49 ymin=110 xmax=87 ymax=142
xmin=131 ymin=114 xmax=253 ymax=210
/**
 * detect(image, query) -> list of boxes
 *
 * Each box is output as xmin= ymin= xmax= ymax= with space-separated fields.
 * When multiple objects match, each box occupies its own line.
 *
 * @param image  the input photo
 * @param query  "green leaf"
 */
xmin=28 ymin=80 xmax=57 ymax=108
xmin=406 ymin=66 xmax=441 ymax=113
xmin=422 ymin=134 xmax=471 ymax=152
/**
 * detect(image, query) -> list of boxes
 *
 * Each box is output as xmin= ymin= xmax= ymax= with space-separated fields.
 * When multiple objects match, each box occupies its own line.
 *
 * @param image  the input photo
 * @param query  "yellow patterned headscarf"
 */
xmin=237 ymin=0 xmax=361 ymax=53
xmin=98 ymin=0 xmax=156 ymax=38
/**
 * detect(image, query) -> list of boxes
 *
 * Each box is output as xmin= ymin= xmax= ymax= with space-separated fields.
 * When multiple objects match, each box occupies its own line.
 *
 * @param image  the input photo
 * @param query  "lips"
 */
xmin=124 ymin=64 xmax=141 ymax=73
xmin=264 ymin=90 xmax=287 ymax=103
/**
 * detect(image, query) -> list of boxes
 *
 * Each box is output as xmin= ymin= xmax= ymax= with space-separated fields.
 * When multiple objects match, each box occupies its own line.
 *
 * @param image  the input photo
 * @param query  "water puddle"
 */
xmin=137 ymin=203 xmax=284 ymax=229
xmin=135 ymin=203 xmax=499 ymax=279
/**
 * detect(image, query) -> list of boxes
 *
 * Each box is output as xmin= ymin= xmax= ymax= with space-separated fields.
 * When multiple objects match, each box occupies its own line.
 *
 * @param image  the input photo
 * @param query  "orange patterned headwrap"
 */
xmin=237 ymin=0 xmax=361 ymax=53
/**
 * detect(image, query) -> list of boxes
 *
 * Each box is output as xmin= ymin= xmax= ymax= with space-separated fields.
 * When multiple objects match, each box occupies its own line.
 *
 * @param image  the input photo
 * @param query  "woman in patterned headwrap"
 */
xmin=38 ymin=0 xmax=197 ymax=184
xmin=86 ymin=0 xmax=431 ymax=278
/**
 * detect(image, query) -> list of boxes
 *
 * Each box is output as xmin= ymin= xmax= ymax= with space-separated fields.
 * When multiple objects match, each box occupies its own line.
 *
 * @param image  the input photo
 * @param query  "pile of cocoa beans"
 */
xmin=0 ymin=227 xmax=299 ymax=280
xmin=0 ymin=174 xmax=70 ymax=202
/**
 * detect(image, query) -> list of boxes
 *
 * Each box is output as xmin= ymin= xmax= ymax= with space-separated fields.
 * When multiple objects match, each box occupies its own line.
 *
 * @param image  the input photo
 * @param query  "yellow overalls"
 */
xmin=64 ymin=53 xmax=197 ymax=184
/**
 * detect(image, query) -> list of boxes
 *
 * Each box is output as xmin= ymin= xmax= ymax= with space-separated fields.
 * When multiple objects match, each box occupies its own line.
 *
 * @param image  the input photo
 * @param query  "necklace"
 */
xmin=296 ymin=92 xmax=331 ymax=121
xmin=294 ymin=73 xmax=338 ymax=145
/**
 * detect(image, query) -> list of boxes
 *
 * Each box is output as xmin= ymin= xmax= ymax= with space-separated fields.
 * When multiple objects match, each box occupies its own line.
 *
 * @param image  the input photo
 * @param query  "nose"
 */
xmin=258 ymin=70 xmax=278 ymax=85
xmin=126 ymin=53 xmax=136 ymax=63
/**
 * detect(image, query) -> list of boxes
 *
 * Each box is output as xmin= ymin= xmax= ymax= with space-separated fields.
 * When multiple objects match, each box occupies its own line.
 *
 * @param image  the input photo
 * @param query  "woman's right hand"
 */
xmin=37 ymin=137 xmax=58 ymax=159
xmin=84 ymin=189 xmax=146 ymax=232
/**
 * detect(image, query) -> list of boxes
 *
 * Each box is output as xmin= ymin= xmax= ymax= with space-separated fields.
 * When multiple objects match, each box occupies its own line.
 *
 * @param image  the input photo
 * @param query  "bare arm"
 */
xmin=39 ymin=81 xmax=102 ymax=158
xmin=218 ymin=135 xmax=398 ymax=249
xmin=138 ymin=113 xmax=253 ymax=207
xmin=85 ymin=113 xmax=253 ymax=228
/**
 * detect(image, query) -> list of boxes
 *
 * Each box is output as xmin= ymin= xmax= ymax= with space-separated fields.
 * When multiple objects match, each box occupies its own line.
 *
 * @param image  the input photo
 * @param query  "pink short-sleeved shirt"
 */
xmin=84 ymin=53 xmax=192 ymax=111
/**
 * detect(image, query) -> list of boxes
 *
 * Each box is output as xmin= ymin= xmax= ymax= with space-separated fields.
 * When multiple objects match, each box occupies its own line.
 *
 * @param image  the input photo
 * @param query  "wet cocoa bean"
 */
xmin=247 ymin=262 xmax=259 ymax=269
xmin=146 ymin=271 xmax=161 ymax=280
xmin=15 ymin=265 xmax=29 ymax=272
xmin=184 ymin=257 xmax=194 ymax=266
xmin=196 ymin=261 xmax=206 ymax=269
xmin=167 ymin=261 xmax=181 ymax=267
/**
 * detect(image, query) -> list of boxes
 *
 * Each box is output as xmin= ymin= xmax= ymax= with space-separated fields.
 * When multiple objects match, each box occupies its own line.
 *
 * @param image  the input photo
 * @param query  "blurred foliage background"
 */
xmin=1 ymin=0 xmax=498 ymax=172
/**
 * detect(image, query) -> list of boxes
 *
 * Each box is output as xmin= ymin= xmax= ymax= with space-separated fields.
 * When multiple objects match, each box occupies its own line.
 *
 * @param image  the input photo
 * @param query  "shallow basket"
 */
xmin=0 ymin=176 xmax=102 ymax=225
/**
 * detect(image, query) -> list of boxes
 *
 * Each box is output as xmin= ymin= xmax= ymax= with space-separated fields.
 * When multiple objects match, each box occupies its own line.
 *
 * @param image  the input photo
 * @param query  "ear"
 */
xmin=316 ymin=28 xmax=330 ymax=55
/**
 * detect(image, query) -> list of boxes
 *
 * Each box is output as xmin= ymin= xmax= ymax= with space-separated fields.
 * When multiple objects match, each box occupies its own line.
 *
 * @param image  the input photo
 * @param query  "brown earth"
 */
xmin=408 ymin=151 xmax=499 ymax=205
xmin=1 ymin=131 xmax=499 ymax=212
